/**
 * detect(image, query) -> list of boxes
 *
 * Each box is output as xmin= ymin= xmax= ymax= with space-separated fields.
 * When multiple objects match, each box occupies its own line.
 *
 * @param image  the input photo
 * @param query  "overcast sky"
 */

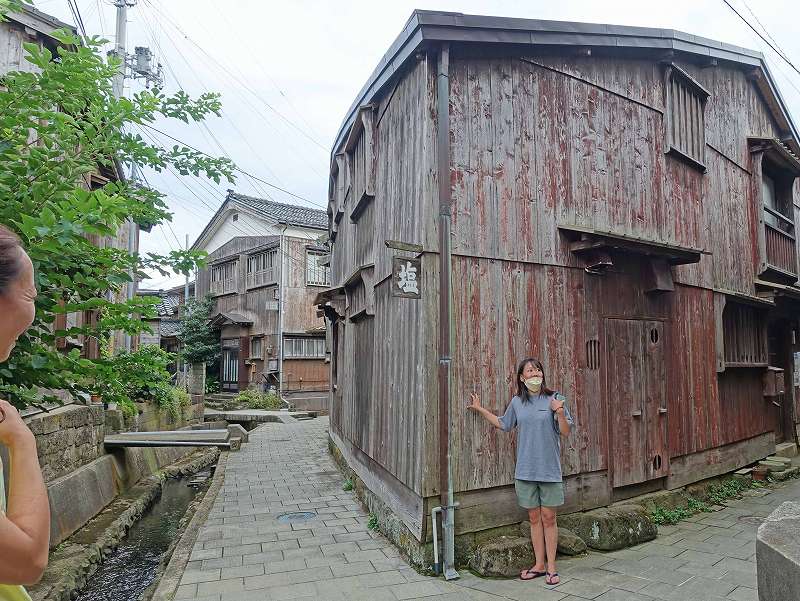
xmin=33 ymin=0 xmax=800 ymax=289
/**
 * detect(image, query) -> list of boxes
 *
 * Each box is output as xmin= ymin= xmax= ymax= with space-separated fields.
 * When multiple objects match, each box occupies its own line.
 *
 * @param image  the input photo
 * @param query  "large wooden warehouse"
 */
xmin=316 ymin=10 xmax=800 ymax=555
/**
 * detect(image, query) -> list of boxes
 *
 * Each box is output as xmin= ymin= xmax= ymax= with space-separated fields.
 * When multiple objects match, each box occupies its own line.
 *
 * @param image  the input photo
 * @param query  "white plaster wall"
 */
xmin=202 ymin=208 xmax=321 ymax=254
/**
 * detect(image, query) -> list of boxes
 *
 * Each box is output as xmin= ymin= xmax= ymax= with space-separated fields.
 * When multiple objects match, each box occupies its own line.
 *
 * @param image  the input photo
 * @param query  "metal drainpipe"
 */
xmin=436 ymin=42 xmax=459 ymax=581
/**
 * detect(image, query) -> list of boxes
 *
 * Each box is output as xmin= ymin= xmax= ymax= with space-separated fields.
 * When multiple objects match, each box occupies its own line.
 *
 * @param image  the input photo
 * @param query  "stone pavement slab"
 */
xmin=174 ymin=417 xmax=800 ymax=600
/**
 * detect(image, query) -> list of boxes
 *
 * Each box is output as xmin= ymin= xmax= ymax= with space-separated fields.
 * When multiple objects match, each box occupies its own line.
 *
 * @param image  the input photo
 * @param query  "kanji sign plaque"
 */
xmin=392 ymin=257 xmax=421 ymax=298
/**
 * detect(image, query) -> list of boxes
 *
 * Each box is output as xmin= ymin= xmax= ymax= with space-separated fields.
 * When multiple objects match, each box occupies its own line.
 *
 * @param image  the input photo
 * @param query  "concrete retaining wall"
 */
xmin=757 ymin=501 xmax=800 ymax=601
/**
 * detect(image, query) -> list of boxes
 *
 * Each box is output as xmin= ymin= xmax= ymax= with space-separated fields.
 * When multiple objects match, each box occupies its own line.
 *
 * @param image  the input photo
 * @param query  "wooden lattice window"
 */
xmin=664 ymin=64 xmax=710 ymax=171
xmin=722 ymin=302 xmax=767 ymax=367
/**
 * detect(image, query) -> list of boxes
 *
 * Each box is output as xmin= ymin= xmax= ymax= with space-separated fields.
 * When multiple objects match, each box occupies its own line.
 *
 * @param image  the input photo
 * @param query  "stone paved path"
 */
xmin=175 ymin=417 xmax=800 ymax=601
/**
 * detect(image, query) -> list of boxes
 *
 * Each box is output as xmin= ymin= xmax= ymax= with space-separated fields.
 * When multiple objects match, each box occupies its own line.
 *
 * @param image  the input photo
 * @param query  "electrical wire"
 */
xmin=138 ymin=0 xmax=326 ymax=181
xmin=721 ymin=0 xmax=800 ymax=77
xmin=140 ymin=0 xmax=328 ymax=153
xmin=141 ymin=123 xmax=327 ymax=209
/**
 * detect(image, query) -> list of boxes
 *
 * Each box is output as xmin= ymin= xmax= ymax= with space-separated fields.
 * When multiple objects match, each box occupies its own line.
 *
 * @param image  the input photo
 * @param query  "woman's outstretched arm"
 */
xmin=467 ymin=393 xmax=504 ymax=429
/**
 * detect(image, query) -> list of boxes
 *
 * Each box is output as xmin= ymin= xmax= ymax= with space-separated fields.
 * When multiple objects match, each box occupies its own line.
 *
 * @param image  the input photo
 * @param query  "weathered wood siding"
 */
xmin=329 ymin=44 xmax=799 ymax=537
xmin=329 ymin=57 xmax=438 ymax=501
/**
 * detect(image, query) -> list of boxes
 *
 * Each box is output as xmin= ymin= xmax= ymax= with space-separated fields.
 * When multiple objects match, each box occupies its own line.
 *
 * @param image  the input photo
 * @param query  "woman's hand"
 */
xmin=550 ymin=397 xmax=565 ymax=414
xmin=0 ymin=399 xmax=34 ymax=448
xmin=467 ymin=393 xmax=482 ymax=413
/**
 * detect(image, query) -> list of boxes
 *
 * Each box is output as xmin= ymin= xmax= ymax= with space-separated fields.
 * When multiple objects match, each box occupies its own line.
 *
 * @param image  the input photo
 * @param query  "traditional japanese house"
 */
xmin=317 ymin=10 xmax=800 ymax=558
xmin=194 ymin=191 xmax=330 ymax=406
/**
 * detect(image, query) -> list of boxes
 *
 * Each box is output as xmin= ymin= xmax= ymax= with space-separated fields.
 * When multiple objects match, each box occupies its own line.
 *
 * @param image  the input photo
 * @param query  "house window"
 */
xmin=210 ymin=260 xmax=237 ymax=295
xmin=232 ymin=213 xmax=239 ymax=222
xmin=250 ymin=336 xmax=263 ymax=360
xmin=283 ymin=337 xmax=326 ymax=359
xmin=664 ymin=65 xmax=710 ymax=170
xmin=306 ymin=251 xmax=330 ymax=286
xmin=751 ymin=138 xmax=800 ymax=279
xmin=246 ymin=249 xmax=278 ymax=288
xmin=722 ymin=302 xmax=767 ymax=367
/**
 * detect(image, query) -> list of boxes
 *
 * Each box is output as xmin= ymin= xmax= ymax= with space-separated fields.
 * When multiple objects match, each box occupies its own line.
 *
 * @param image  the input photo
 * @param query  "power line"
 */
xmin=66 ymin=0 xmax=89 ymax=42
xmin=134 ymin=8 xmax=279 ymax=203
xmin=141 ymin=123 xmax=327 ymax=209
xmin=138 ymin=0 xmax=326 ymax=181
xmin=141 ymin=0 xmax=329 ymax=154
xmin=721 ymin=0 xmax=800 ymax=77
xmin=741 ymin=1 xmax=790 ymax=62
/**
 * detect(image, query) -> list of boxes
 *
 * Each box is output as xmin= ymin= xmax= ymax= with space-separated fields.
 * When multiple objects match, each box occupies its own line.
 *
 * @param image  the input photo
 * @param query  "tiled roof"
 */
xmin=160 ymin=320 xmax=182 ymax=337
xmin=229 ymin=191 xmax=328 ymax=230
xmin=154 ymin=295 xmax=181 ymax=317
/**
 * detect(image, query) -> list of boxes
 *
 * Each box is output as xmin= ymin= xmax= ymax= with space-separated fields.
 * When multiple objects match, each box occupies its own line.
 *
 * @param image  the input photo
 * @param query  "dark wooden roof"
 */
xmin=332 ymin=10 xmax=799 ymax=159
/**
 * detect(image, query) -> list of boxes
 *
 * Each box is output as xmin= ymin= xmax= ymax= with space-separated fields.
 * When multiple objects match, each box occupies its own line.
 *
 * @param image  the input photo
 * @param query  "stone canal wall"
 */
xmin=0 ymin=400 xmax=206 ymax=547
xmin=27 ymin=405 xmax=105 ymax=483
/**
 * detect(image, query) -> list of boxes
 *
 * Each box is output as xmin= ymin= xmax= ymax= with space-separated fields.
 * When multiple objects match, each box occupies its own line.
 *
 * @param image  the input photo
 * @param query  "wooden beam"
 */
xmin=666 ymin=433 xmax=775 ymax=490
xmin=385 ymin=240 xmax=424 ymax=253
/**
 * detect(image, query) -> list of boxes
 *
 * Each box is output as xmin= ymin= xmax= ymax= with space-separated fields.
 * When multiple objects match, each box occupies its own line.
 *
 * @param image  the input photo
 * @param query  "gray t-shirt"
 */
xmin=498 ymin=393 xmax=573 ymax=482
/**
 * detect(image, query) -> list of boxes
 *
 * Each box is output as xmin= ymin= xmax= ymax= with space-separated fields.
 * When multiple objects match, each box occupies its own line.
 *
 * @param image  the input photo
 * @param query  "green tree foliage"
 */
xmin=179 ymin=296 xmax=220 ymax=365
xmin=0 ymin=19 xmax=235 ymax=406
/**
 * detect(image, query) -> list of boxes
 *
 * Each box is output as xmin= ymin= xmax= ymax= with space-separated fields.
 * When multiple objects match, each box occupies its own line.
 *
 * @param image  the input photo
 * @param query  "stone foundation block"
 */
xmin=757 ymin=501 xmax=800 ymax=601
xmin=558 ymin=504 xmax=656 ymax=551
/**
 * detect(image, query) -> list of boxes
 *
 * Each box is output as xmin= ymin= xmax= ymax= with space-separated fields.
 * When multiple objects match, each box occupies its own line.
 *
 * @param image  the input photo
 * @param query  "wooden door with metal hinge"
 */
xmin=604 ymin=319 xmax=669 ymax=487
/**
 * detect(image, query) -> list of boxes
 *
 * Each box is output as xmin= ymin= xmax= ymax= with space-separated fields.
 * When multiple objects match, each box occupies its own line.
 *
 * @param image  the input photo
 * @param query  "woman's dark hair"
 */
xmin=0 ymin=224 xmax=23 ymax=296
xmin=516 ymin=357 xmax=555 ymax=402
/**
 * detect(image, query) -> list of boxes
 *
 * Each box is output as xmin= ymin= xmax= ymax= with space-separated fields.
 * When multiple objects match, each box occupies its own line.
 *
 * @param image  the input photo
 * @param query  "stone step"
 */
xmin=774 ymin=442 xmax=799 ymax=459
xmin=766 ymin=455 xmax=792 ymax=466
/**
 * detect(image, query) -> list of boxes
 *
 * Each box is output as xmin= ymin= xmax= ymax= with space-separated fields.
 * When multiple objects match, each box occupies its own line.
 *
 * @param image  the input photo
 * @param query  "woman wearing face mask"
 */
xmin=0 ymin=225 xmax=50 ymax=601
xmin=467 ymin=357 xmax=572 ymax=586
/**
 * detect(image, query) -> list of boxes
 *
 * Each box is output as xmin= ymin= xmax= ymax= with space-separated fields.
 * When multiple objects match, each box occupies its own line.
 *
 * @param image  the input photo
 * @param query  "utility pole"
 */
xmin=110 ymin=0 xmax=163 ymax=353
xmin=184 ymin=234 xmax=190 ymax=389
xmin=111 ymin=0 xmax=127 ymax=98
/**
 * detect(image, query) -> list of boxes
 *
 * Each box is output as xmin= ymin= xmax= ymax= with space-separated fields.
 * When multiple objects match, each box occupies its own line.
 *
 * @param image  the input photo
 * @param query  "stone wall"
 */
xmin=26 ymin=405 xmax=105 ymax=483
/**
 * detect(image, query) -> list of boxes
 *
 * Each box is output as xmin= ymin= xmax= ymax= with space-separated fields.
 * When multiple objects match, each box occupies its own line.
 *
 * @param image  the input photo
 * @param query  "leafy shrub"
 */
xmin=235 ymin=389 xmax=282 ymax=410
xmin=650 ymin=506 xmax=691 ymax=525
xmin=367 ymin=514 xmax=379 ymax=531
xmin=343 ymin=479 xmax=354 ymax=492
xmin=174 ymin=386 xmax=191 ymax=408
xmin=205 ymin=375 xmax=220 ymax=394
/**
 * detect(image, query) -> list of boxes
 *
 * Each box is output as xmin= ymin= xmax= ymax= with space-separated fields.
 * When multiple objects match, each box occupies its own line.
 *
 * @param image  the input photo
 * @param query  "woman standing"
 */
xmin=468 ymin=357 xmax=572 ymax=586
xmin=0 ymin=225 xmax=50 ymax=600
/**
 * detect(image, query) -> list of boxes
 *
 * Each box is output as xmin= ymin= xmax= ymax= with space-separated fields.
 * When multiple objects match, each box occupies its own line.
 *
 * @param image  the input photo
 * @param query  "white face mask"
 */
xmin=523 ymin=376 xmax=543 ymax=392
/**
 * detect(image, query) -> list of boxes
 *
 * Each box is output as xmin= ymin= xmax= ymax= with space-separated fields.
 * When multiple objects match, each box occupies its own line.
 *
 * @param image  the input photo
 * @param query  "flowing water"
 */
xmin=74 ymin=470 xmax=211 ymax=601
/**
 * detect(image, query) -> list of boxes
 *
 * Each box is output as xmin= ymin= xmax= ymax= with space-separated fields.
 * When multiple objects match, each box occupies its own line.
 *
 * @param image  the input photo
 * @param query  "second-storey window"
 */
xmin=246 ymin=249 xmax=278 ymax=288
xmin=210 ymin=260 xmax=237 ymax=294
xmin=306 ymin=250 xmax=330 ymax=286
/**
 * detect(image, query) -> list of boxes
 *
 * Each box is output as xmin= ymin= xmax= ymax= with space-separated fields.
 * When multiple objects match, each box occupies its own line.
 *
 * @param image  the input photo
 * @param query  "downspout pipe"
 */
xmin=436 ymin=42 xmax=459 ymax=581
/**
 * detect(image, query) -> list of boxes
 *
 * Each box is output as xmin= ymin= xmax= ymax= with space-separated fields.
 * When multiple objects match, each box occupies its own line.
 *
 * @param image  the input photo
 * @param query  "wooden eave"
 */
xmin=716 ymin=286 xmax=775 ymax=307
xmin=754 ymin=279 xmax=800 ymax=302
xmin=558 ymin=223 xmax=706 ymax=265
xmin=343 ymin=263 xmax=376 ymax=289
xmin=748 ymin=137 xmax=800 ymax=176
xmin=313 ymin=285 xmax=346 ymax=307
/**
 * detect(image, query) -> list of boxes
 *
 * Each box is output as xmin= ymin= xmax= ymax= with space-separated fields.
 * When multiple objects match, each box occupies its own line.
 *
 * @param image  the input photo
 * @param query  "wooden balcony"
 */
xmin=764 ymin=209 xmax=797 ymax=278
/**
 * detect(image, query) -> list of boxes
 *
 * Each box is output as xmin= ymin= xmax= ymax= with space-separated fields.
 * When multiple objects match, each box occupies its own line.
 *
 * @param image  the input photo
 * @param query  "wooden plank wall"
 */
xmin=329 ymin=56 xmax=438 ymax=500
xmin=330 ymin=49 xmax=795 ymax=511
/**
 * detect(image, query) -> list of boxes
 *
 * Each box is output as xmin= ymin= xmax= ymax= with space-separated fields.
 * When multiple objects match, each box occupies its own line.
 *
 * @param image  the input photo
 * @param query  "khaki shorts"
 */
xmin=515 ymin=479 xmax=564 ymax=508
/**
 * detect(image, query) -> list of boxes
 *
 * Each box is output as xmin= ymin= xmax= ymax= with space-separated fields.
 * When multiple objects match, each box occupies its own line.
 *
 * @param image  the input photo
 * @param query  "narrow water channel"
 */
xmin=74 ymin=469 xmax=212 ymax=601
